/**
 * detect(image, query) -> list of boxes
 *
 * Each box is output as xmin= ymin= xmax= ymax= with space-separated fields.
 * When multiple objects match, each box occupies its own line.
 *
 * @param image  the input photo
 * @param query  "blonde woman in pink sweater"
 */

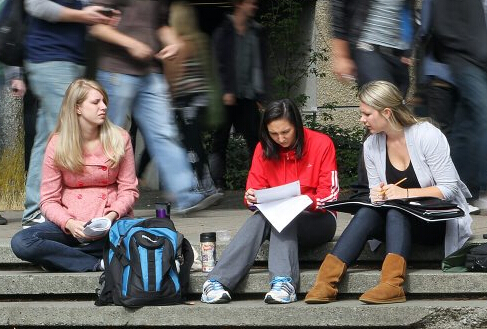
xmin=11 ymin=79 xmax=139 ymax=272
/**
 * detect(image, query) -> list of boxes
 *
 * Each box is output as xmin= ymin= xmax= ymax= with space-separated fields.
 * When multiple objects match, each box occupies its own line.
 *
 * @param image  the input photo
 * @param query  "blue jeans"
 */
xmin=332 ymin=207 xmax=445 ymax=266
xmin=10 ymin=220 xmax=104 ymax=272
xmin=449 ymin=63 xmax=487 ymax=199
xmin=22 ymin=61 xmax=85 ymax=223
xmin=96 ymin=70 xmax=203 ymax=209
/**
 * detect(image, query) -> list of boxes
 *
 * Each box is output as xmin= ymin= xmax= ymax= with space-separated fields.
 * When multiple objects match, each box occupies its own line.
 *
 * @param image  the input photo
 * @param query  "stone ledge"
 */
xmin=1 ymin=269 xmax=486 ymax=296
xmin=0 ymin=300 xmax=487 ymax=328
xmin=4 ymin=234 xmax=478 ymax=265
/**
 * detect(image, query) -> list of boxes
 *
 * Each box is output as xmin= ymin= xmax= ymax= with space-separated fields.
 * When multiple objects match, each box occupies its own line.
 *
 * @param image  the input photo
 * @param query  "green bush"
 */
xmin=203 ymin=131 xmax=250 ymax=190
xmin=224 ymin=135 xmax=250 ymax=190
xmin=303 ymin=112 xmax=362 ymax=189
xmin=205 ymin=0 xmax=362 ymax=190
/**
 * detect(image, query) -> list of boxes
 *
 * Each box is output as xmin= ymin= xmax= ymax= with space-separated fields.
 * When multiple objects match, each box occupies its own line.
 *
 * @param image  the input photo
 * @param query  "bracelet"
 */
xmin=406 ymin=188 xmax=409 ymax=198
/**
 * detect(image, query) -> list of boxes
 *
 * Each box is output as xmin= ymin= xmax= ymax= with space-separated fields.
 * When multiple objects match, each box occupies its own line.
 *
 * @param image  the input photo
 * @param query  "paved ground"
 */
xmin=2 ymin=189 xmax=487 ymax=245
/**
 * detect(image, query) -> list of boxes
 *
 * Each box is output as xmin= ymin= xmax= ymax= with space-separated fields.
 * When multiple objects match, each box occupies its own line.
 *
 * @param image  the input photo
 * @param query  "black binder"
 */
xmin=324 ymin=193 xmax=465 ymax=222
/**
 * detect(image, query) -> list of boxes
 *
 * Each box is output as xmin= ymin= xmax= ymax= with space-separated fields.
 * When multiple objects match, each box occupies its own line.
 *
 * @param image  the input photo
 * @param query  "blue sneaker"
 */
xmin=201 ymin=279 xmax=231 ymax=304
xmin=264 ymin=276 xmax=297 ymax=304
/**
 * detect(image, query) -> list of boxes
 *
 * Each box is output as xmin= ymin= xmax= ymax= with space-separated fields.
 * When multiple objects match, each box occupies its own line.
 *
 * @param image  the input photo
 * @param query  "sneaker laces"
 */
xmin=269 ymin=276 xmax=293 ymax=291
xmin=205 ymin=279 xmax=224 ymax=293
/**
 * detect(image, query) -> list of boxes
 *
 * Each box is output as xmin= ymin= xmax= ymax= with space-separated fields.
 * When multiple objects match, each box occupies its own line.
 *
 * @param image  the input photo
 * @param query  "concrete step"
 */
xmin=2 ymin=235 xmax=471 ymax=266
xmin=0 ymin=299 xmax=486 ymax=328
xmin=1 ymin=268 xmax=486 ymax=296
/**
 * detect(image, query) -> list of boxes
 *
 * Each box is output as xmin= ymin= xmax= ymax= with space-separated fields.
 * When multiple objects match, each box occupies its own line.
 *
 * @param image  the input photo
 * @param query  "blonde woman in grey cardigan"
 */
xmin=305 ymin=80 xmax=472 ymax=305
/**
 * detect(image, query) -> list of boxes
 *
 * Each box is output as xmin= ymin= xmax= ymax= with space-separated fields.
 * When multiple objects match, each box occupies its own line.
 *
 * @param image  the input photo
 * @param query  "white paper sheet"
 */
xmin=82 ymin=217 xmax=111 ymax=240
xmin=254 ymin=180 xmax=301 ymax=203
xmin=254 ymin=181 xmax=312 ymax=233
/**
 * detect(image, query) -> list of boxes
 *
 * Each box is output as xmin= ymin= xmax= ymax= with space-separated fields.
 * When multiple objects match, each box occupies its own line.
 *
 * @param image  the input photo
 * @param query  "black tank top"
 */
xmin=385 ymin=150 xmax=421 ymax=189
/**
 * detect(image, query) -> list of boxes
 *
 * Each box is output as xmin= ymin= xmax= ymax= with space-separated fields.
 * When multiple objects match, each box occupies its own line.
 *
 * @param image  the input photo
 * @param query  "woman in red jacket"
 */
xmin=201 ymin=99 xmax=339 ymax=304
xmin=11 ymin=79 xmax=139 ymax=272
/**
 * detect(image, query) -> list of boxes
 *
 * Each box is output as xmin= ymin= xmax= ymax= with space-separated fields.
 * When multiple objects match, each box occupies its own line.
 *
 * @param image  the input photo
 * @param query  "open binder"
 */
xmin=324 ymin=193 xmax=465 ymax=222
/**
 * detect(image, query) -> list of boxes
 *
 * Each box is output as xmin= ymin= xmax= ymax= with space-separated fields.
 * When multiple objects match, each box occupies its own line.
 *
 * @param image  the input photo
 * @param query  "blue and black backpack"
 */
xmin=95 ymin=217 xmax=194 ymax=307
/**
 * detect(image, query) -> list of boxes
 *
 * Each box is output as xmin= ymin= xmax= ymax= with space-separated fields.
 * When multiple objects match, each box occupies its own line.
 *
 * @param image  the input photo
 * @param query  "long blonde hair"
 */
xmin=53 ymin=79 xmax=125 ymax=172
xmin=169 ymin=1 xmax=211 ymax=77
xmin=358 ymin=80 xmax=425 ymax=130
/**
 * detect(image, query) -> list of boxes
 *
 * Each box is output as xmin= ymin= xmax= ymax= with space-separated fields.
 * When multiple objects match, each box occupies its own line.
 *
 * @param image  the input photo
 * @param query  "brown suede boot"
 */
xmin=359 ymin=253 xmax=407 ymax=304
xmin=304 ymin=253 xmax=347 ymax=304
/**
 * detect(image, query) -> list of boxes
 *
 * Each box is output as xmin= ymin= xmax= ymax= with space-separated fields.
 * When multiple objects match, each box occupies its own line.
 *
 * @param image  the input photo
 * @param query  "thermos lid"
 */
xmin=155 ymin=202 xmax=171 ymax=219
xmin=200 ymin=232 xmax=216 ymax=242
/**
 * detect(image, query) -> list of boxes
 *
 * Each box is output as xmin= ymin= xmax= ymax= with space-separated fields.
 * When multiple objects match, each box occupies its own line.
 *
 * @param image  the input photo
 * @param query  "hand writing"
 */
xmin=381 ymin=184 xmax=408 ymax=200
xmin=370 ymin=182 xmax=385 ymax=203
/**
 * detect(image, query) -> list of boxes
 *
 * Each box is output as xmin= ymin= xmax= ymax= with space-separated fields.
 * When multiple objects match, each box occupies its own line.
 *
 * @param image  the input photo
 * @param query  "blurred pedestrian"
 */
xmin=430 ymin=0 xmax=487 ymax=209
xmin=331 ymin=0 xmax=416 ymax=191
xmin=162 ymin=1 xmax=222 ymax=200
xmin=209 ymin=0 xmax=267 ymax=190
xmin=21 ymin=0 xmax=116 ymax=229
xmin=90 ymin=0 xmax=222 ymax=214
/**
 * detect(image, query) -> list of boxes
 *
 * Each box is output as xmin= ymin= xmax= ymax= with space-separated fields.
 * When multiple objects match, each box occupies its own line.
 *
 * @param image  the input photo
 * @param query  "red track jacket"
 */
xmin=245 ymin=128 xmax=339 ymax=212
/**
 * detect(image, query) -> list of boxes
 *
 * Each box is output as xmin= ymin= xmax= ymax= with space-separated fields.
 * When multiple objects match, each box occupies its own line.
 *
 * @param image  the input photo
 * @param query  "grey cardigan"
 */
xmin=363 ymin=122 xmax=472 ymax=256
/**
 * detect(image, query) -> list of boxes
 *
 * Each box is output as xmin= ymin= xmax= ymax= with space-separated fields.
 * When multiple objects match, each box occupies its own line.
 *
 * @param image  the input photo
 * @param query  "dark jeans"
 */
xmin=174 ymin=95 xmax=217 ymax=195
xmin=332 ymin=207 xmax=445 ymax=266
xmin=209 ymin=98 xmax=261 ymax=188
xmin=426 ymin=78 xmax=458 ymax=141
xmin=175 ymin=95 xmax=209 ymax=182
xmin=353 ymin=48 xmax=410 ymax=96
xmin=11 ymin=221 xmax=105 ymax=272
xmin=449 ymin=64 xmax=487 ymax=199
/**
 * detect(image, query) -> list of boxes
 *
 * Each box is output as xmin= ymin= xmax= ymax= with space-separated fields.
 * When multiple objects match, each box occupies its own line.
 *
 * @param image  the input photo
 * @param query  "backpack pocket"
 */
xmin=120 ymin=230 xmax=180 ymax=306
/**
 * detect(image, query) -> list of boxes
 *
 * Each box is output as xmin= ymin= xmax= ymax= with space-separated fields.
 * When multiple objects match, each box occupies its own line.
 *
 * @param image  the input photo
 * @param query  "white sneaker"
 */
xmin=472 ymin=196 xmax=487 ymax=210
xmin=22 ymin=215 xmax=46 ymax=229
xmin=173 ymin=193 xmax=224 ymax=216
xmin=264 ymin=276 xmax=297 ymax=304
xmin=201 ymin=279 xmax=231 ymax=304
xmin=468 ymin=204 xmax=481 ymax=215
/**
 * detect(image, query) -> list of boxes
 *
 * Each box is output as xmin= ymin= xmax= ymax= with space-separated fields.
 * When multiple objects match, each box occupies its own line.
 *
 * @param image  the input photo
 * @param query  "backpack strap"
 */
xmin=95 ymin=236 xmax=116 ymax=305
xmin=178 ymin=238 xmax=194 ymax=300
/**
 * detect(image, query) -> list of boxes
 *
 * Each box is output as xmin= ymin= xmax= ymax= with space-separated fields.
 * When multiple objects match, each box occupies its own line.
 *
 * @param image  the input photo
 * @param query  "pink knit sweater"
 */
xmin=40 ymin=130 xmax=139 ymax=233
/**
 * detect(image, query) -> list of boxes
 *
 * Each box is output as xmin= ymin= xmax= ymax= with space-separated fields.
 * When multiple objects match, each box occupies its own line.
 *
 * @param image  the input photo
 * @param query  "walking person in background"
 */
xmin=209 ymin=0 xmax=267 ymax=191
xmin=21 ymin=0 xmax=115 ymax=229
xmin=201 ymin=99 xmax=339 ymax=304
xmin=11 ymin=79 xmax=139 ymax=272
xmin=90 ymin=0 xmax=221 ymax=214
xmin=305 ymin=81 xmax=472 ymax=305
xmin=429 ymin=0 xmax=487 ymax=211
xmin=331 ymin=0 xmax=416 ymax=192
xmin=161 ymin=1 xmax=222 ymax=200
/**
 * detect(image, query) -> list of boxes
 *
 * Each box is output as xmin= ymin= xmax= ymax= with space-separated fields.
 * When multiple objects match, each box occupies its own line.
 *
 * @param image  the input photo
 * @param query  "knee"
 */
xmin=10 ymin=230 xmax=37 ymax=261
xmin=247 ymin=212 xmax=267 ymax=226
xmin=352 ymin=207 xmax=381 ymax=225
xmin=10 ymin=231 xmax=34 ymax=260
xmin=386 ymin=209 xmax=409 ymax=225
xmin=245 ymin=212 xmax=271 ymax=234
